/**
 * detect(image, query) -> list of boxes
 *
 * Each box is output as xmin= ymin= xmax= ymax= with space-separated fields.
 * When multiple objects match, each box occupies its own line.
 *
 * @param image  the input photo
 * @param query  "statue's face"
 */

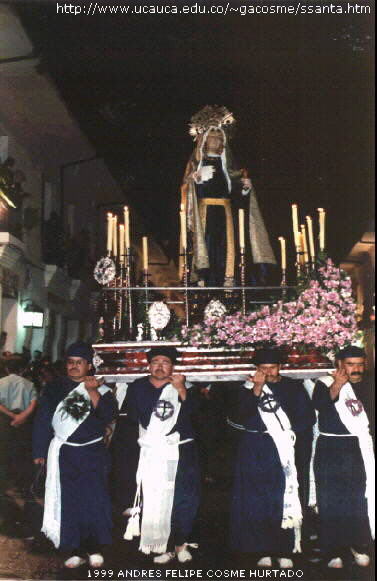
xmin=205 ymin=130 xmax=224 ymax=155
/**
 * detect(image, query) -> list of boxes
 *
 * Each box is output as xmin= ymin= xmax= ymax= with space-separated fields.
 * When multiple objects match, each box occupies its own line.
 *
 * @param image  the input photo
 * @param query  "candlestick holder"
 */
xmin=116 ymin=260 xmax=124 ymax=337
xmin=123 ymin=249 xmax=134 ymax=340
xmin=239 ymin=248 xmax=246 ymax=315
xmin=304 ymin=260 xmax=311 ymax=278
xmin=180 ymin=249 xmax=190 ymax=328
xmin=142 ymin=269 xmax=152 ymax=341
xmin=295 ymin=250 xmax=304 ymax=280
xmin=102 ymin=273 xmax=117 ymax=342
xmin=280 ymin=268 xmax=287 ymax=300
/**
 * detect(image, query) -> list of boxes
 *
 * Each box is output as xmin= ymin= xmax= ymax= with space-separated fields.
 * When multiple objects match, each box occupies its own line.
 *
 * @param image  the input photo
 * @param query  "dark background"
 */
xmin=15 ymin=0 xmax=374 ymax=263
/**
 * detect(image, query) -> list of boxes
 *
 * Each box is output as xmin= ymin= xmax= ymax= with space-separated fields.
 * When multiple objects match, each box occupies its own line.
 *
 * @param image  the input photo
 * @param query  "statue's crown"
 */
xmin=189 ymin=105 xmax=235 ymax=139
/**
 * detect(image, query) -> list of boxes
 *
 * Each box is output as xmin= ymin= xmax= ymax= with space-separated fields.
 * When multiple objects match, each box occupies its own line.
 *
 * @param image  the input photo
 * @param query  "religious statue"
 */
xmin=180 ymin=105 xmax=276 ymax=286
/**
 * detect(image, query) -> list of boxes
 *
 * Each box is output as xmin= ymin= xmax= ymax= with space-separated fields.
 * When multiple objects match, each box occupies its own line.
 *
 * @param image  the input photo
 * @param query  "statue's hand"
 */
xmin=241 ymin=177 xmax=252 ymax=191
xmin=200 ymin=166 xmax=215 ymax=182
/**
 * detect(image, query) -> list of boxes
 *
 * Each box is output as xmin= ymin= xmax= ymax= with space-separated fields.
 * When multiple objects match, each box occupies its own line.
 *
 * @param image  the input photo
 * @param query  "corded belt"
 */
xmin=227 ymin=418 xmax=268 ymax=433
xmin=319 ymin=432 xmax=355 ymax=437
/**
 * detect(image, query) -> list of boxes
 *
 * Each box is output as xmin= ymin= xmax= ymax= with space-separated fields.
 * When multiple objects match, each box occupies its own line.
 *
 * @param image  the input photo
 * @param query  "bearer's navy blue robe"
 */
xmin=32 ymin=376 xmax=118 ymax=551
xmin=229 ymin=377 xmax=315 ymax=555
xmin=313 ymin=378 xmax=373 ymax=556
xmin=119 ymin=377 xmax=200 ymax=546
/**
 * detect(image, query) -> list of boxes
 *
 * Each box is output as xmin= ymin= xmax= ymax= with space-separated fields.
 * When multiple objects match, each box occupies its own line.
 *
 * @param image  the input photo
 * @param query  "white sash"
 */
xmin=313 ymin=376 xmax=375 ymax=539
xmin=303 ymin=379 xmax=319 ymax=510
xmin=244 ymin=382 xmax=302 ymax=552
xmin=124 ymin=383 xmax=190 ymax=554
xmin=42 ymin=382 xmax=110 ymax=548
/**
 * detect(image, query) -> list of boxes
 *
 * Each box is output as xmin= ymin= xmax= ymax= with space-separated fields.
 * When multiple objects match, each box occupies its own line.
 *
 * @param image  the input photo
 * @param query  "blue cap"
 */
xmin=65 ymin=341 xmax=94 ymax=363
xmin=335 ymin=346 xmax=366 ymax=360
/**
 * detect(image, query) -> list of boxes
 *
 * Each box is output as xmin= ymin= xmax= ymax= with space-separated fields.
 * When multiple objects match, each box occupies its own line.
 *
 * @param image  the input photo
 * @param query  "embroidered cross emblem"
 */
xmin=258 ymin=393 xmax=281 ymax=413
xmin=153 ymin=399 xmax=175 ymax=421
xmin=345 ymin=398 xmax=364 ymax=416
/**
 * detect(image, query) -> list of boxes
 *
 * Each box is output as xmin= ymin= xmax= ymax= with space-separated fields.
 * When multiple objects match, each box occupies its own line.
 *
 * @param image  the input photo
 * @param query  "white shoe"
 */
xmin=64 ymin=556 xmax=86 ymax=568
xmin=153 ymin=552 xmax=176 ymax=564
xmin=278 ymin=558 xmax=294 ymax=569
xmin=327 ymin=557 xmax=343 ymax=569
xmin=257 ymin=556 xmax=272 ymax=567
xmin=351 ymin=548 xmax=370 ymax=567
xmin=88 ymin=553 xmax=104 ymax=567
xmin=177 ymin=546 xmax=193 ymax=563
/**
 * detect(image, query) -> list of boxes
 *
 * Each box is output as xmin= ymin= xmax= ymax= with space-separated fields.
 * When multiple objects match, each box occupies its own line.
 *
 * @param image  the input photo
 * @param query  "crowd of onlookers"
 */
xmin=0 ymin=350 xmax=64 ymax=540
xmin=0 ymin=350 xmax=64 ymax=392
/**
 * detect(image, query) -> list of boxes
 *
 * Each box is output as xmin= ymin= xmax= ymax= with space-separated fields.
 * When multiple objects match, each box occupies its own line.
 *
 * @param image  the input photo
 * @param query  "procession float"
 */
xmin=91 ymin=107 xmax=361 ymax=387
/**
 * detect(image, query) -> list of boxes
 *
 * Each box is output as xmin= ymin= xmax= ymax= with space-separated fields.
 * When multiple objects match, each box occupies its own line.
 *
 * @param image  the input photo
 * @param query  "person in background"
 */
xmin=0 ymin=356 xmax=38 ymax=496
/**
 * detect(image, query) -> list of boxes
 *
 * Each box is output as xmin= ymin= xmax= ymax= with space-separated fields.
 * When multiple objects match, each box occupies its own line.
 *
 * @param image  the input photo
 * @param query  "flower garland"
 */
xmin=181 ymin=259 xmax=358 ymax=354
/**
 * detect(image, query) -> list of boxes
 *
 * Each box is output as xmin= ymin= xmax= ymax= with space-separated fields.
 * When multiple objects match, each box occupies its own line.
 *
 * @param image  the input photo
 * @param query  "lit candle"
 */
xmin=112 ymin=215 xmax=118 ymax=257
xmin=180 ymin=203 xmax=187 ymax=250
xmin=124 ymin=206 xmax=130 ymax=250
xmin=278 ymin=236 xmax=286 ymax=270
xmin=119 ymin=224 xmax=125 ymax=261
xmin=106 ymin=212 xmax=113 ymax=254
xmin=142 ymin=236 xmax=148 ymax=271
xmin=291 ymin=203 xmax=300 ymax=249
xmin=306 ymin=215 xmax=315 ymax=261
xmin=317 ymin=208 xmax=326 ymax=251
xmin=238 ymin=209 xmax=245 ymax=249
xmin=300 ymin=224 xmax=309 ymax=263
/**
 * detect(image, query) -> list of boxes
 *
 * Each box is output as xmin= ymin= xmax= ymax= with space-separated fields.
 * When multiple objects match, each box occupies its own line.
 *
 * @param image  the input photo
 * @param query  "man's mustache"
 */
xmin=350 ymin=371 xmax=363 ymax=375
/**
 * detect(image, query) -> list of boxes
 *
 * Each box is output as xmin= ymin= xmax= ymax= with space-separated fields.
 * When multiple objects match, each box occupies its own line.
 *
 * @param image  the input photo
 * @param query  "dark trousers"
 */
xmin=0 ymin=414 xmax=12 ymax=494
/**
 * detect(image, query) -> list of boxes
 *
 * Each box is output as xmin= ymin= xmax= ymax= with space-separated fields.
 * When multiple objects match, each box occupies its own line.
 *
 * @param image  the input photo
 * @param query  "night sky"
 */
xmin=16 ymin=1 xmax=374 ymax=264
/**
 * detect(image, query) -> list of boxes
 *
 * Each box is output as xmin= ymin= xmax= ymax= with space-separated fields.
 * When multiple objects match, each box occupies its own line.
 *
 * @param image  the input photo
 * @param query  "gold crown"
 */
xmin=189 ymin=105 xmax=235 ymax=139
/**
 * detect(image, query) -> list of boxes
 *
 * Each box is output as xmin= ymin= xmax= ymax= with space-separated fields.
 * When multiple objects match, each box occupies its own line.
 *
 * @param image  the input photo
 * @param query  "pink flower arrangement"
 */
xmin=181 ymin=259 xmax=358 ymax=352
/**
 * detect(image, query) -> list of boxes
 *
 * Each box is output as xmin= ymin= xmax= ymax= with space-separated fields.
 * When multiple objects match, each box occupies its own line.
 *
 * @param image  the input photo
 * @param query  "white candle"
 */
xmin=124 ymin=206 xmax=130 ymax=250
xmin=119 ymin=224 xmax=125 ymax=261
xmin=112 ymin=215 xmax=118 ymax=257
xmin=291 ymin=203 xmax=300 ymax=249
xmin=306 ymin=215 xmax=315 ymax=261
xmin=142 ymin=236 xmax=148 ymax=271
xmin=106 ymin=212 xmax=113 ymax=254
xmin=238 ymin=209 xmax=245 ymax=249
xmin=180 ymin=203 xmax=187 ymax=250
xmin=317 ymin=208 xmax=326 ymax=251
xmin=278 ymin=237 xmax=286 ymax=270
xmin=300 ymin=224 xmax=309 ymax=263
